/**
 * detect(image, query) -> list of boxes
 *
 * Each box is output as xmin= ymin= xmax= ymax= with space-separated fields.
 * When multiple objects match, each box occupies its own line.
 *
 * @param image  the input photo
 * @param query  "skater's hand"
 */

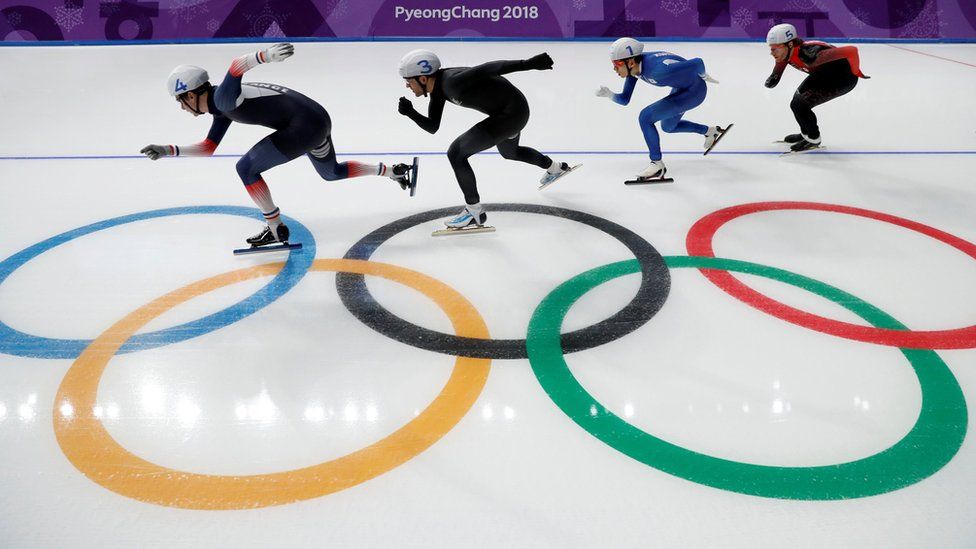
xmin=595 ymin=86 xmax=614 ymax=99
xmin=140 ymin=144 xmax=170 ymax=161
xmin=764 ymin=73 xmax=780 ymax=88
xmin=525 ymin=52 xmax=554 ymax=71
xmin=262 ymin=43 xmax=294 ymax=63
xmin=398 ymin=96 xmax=415 ymax=115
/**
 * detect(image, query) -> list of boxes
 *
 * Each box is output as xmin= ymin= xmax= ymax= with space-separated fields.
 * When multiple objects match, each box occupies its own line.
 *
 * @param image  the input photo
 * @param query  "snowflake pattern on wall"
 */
xmin=786 ymin=0 xmax=826 ymax=11
xmin=661 ymin=0 xmax=690 ymax=16
xmin=263 ymin=20 xmax=286 ymax=38
xmin=172 ymin=0 xmax=209 ymax=24
xmin=54 ymin=6 xmax=84 ymax=33
xmin=7 ymin=11 xmax=22 ymax=27
xmin=331 ymin=0 xmax=350 ymax=20
xmin=849 ymin=7 xmax=868 ymax=29
xmin=206 ymin=18 xmax=219 ymax=33
xmin=244 ymin=4 xmax=291 ymax=38
xmin=897 ymin=1 xmax=946 ymax=38
xmin=572 ymin=0 xmax=587 ymax=10
xmin=732 ymin=7 xmax=753 ymax=29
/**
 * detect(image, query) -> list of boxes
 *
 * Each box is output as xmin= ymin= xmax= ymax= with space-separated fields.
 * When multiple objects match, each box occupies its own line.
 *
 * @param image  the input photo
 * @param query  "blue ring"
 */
xmin=0 ymin=205 xmax=315 ymax=359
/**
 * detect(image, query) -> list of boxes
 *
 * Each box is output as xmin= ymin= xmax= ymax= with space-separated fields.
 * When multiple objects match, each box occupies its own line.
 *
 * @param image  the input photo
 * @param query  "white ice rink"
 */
xmin=1 ymin=41 xmax=975 ymax=548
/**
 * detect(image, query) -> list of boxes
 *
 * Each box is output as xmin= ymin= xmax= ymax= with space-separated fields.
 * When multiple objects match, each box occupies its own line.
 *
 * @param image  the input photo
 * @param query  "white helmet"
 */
xmin=766 ymin=23 xmax=798 ymax=45
xmin=610 ymin=37 xmax=643 ymax=61
xmin=399 ymin=49 xmax=441 ymax=78
xmin=167 ymin=64 xmax=209 ymax=96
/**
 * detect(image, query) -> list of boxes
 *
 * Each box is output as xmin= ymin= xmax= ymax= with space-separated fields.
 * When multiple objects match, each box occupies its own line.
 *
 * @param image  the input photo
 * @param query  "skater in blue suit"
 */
xmin=597 ymin=37 xmax=731 ymax=182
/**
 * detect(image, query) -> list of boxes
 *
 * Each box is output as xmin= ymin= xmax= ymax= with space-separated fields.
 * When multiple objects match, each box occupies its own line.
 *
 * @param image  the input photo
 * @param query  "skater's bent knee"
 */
xmin=235 ymin=156 xmax=257 ymax=183
xmin=660 ymin=119 xmax=679 ymax=133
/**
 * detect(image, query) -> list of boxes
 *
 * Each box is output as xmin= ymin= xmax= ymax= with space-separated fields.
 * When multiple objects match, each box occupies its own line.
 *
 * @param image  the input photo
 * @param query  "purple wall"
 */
xmin=2 ymin=0 xmax=974 ymax=42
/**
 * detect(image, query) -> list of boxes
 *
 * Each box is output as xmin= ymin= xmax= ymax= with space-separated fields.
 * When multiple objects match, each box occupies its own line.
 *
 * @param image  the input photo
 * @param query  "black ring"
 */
xmin=336 ymin=203 xmax=671 ymax=359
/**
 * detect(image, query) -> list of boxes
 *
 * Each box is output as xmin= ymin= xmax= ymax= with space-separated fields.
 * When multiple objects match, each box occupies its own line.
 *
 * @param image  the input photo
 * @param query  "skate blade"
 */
xmin=780 ymin=145 xmax=825 ymax=156
xmin=409 ymin=156 xmax=419 ymax=197
xmin=703 ymin=123 xmax=733 ymax=156
xmin=538 ymin=164 xmax=583 ymax=190
xmin=432 ymin=226 xmax=497 ymax=237
xmin=624 ymin=177 xmax=674 ymax=185
xmin=233 ymin=242 xmax=303 ymax=255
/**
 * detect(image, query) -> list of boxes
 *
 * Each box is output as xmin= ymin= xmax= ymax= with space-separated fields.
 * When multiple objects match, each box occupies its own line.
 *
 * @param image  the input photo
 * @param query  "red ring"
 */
xmin=686 ymin=201 xmax=976 ymax=349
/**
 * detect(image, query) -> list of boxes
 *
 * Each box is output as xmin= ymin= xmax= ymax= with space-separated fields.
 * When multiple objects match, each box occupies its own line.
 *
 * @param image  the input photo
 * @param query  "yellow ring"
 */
xmin=54 ymin=259 xmax=491 ymax=510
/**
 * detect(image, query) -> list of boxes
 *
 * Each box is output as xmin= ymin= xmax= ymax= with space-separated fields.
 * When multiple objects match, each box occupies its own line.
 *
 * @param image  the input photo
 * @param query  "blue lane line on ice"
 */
xmin=2 ymin=151 xmax=976 ymax=160
xmin=2 ymin=37 xmax=975 ymax=47
xmin=0 ymin=205 xmax=315 ymax=360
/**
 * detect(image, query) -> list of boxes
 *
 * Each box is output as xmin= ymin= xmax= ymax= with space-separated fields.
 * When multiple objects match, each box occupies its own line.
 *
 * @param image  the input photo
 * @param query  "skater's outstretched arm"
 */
xmin=765 ymin=58 xmax=787 ymax=88
xmin=214 ymin=43 xmax=294 ymax=112
xmin=398 ymin=92 xmax=446 ymax=134
xmin=603 ymin=76 xmax=637 ymax=105
xmin=454 ymin=53 xmax=553 ymax=83
xmin=140 ymin=113 xmax=232 ymax=160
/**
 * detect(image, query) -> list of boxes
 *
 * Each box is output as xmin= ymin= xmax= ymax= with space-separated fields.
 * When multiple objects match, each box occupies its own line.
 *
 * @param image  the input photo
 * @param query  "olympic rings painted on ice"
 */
xmin=0 ymin=206 xmax=315 ymax=359
xmin=526 ymin=255 xmax=967 ymax=499
xmin=54 ymin=258 xmax=491 ymax=510
xmin=686 ymin=202 xmax=976 ymax=349
xmin=337 ymin=203 xmax=671 ymax=359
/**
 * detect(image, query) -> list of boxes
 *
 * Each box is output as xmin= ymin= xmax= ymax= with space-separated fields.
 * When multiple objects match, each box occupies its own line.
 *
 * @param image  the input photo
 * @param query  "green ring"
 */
xmin=526 ymin=256 xmax=967 ymax=499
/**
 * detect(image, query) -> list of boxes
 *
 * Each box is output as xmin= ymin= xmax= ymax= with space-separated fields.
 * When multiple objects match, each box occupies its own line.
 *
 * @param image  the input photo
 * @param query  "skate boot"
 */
xmin=388 ymin=157 xmax=419 ymax=196
xmin=789 ymin=136 xmax=822 ymax=153
xmin=538 ymin=161 xmax=581 ymax=190
xmin=703 ymin=124 xmax=733 ymax=155
xmin=637 ymin=160 xmax=667 ymax=181
xmin=782 ymin=133 xmax=804 ymax=144
xmin=246 ymin=223 xmax=290 ymax=247
xmin=444 ymin=205 xmax=487 ymax=229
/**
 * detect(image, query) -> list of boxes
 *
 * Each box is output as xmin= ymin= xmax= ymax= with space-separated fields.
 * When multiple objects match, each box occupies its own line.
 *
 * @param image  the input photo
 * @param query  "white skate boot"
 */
xmin=433 ymin=203 xmax=496 ymax=236
xmin=538 ymin=160 xmax=581 ymax=190
xmin=624 ymin=160 xmax=674 ymax=185
xmin=703 ymin=124 xmax=733 ymax=155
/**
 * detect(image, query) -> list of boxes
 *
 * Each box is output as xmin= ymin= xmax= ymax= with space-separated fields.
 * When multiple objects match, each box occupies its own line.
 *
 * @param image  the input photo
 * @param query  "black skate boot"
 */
xmin=246 ymin=223 xmax=290 ymax=247
xmin=389 ymin=156 xmax=419 ymax=196
xmin=782 ymin=133 xmax=804 ymax=143
xmin=790 ymin=138 xmax=822 ymax=153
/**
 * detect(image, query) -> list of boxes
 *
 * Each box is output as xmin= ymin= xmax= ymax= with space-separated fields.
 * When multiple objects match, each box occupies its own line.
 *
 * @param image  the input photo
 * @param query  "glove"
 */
xmin=700 ymin=72 xmax=720 ymax=84
xmin=398 ymin=97 xmax=415 ymax=115
xmin=525 ymin=52 xmax=554 ymax=71
xmin=595 ymin=86 xmax=614 ymax=99
xmin=263 ymin=43 xmax=294 ymax=63
xmin=140 ymin=144 xmax=171 ymax=161
xmin=765 ymin=73 xmax=781 ymax=88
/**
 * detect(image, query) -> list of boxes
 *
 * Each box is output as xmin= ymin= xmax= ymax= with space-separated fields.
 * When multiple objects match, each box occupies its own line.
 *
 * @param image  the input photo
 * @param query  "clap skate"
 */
xmin=780 ymin=136 xmax=824 ymax=155
xmin=390 ymin=156 xmax=419 ymax=196
xmin=624 ymin=160 xmax=674 ymax=185
xmin=432 ymin=205 xmax=496 ymax=236
xmin=233 ymin=223 xmax=302 ymax=255
xmin=538 ymin=162 xmax=582 ymax=190
xmin=703 ymin=123 xmax=733 ymax=156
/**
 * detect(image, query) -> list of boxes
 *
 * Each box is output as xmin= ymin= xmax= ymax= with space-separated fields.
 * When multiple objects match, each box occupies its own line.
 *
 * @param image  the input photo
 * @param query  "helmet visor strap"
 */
xmin=177 ymin=92 xmax=204 ymax=115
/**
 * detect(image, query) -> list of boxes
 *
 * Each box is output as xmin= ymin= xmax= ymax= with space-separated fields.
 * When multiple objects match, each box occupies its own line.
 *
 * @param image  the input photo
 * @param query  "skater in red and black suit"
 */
xmin=764 ymin=23 xmax=870 ymax=153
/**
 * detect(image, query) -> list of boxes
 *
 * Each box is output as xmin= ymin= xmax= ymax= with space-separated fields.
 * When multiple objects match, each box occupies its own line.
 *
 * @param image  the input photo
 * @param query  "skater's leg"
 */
xmin=490 ymin=103 xmax=552 ymax=169
xmin=657 ymin=82 xmax=709 ymax=136
xmin=307 ymin=135 xmax=389 ymax=181
xmin=496 ymin=133 xmax=551 ymax=169
xmin=236 ymin=136 xmax=298 ymax=230
xmin=791 ymin=62 xmax=859 ymax=142
xmin=447 ymin=120 xmax=501 ymax=205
